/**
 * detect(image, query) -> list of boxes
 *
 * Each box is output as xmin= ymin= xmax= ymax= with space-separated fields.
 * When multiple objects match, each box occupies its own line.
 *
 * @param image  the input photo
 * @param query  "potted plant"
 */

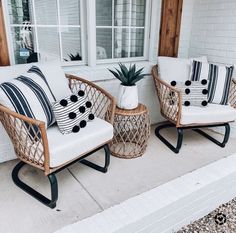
xmin=108 ymin=63 xmax=146 ymax=110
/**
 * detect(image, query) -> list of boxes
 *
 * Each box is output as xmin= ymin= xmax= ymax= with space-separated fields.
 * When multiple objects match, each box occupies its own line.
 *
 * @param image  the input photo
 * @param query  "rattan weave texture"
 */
xmin=110 ymin=104 xmax=150 ymax=159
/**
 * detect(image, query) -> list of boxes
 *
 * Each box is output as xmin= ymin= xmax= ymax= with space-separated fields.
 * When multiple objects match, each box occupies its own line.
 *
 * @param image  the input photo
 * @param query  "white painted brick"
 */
xmin=178 ymin=0 xmax=195 ymax=58
xmin=188 ymin=0 xmax=236 ymax=62
xmin=178 ymin=0 xmax=236 ymax=136
xmin=55 ymin=154 xmax=236 ymax=233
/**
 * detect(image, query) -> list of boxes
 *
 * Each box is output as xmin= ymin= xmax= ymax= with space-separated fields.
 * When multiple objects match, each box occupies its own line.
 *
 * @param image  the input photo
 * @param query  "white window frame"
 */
xmin=87 ymin=0 xmax=151 ymax=67
xmin=2 ymin=0 xmax=87 ymax=66
xmin=3 ymin=0 xmax=154 ymax=68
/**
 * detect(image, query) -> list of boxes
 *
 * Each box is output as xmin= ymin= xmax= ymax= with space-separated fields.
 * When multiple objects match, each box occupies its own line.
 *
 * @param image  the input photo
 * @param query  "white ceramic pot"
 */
xmin=117 ymin=84 xmax=138 ymax=109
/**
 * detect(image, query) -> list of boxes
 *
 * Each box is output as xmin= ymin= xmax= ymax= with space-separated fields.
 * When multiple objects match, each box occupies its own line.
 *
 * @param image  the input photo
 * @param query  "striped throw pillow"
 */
xmin=170 ymin=80 xmax=208 ymax=107
xmin=52 ymin=91 xmax=94 ymax=134
xmin=0 ymin=66 xmax=56 ymax=139
xmin=190 ymin=60 xmax=234 ymax=105
xmin=0 ymin=67 xmax=56 ymax=125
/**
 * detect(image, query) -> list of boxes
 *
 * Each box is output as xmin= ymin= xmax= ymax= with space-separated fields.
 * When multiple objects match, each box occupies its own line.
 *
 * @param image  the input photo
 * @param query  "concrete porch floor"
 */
xmin=0 ymin=125 xmax=235 ymax=233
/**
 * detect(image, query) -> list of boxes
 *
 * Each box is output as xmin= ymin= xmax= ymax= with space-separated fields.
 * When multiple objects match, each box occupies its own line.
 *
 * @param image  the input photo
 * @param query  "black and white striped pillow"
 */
xmin=52 ymin=91 xmax=94 ymax=134
xmin=190 ymin=60 xmax=234 ymax=105
xmin=170 ymin=80 xmax=208 ymax=107
xmin=0 ymin=66 xmax=56 ymax=128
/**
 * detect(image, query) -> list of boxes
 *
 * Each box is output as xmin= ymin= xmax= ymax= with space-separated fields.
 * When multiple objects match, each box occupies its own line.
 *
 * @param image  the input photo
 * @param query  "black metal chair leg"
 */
xmin=12 ymin=161 xmax=58 ymax=209
xmin=155 ymin=123 xmax=184 ymax=154
xmin=80 ymin=144 xmax=110 ymax=173
xmin=193 ymin=123 xmax=230 ymax=148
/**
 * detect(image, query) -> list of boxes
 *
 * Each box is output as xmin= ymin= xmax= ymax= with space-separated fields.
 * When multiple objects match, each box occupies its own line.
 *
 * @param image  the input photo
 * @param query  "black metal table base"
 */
xmin=12 ymin=144 xmax=110 ymax=209
xmin=155 ymin=123 xmax=230 ymax=154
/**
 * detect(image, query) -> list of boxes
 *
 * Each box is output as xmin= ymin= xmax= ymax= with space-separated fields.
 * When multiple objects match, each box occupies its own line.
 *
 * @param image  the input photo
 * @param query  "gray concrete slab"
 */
xmin=0 ymin=160 xmax=102 ymax=233
xmin=0 ymin=125 xmax=235 ymax=233
xmin=69 ymin=126 xmax=236 ymax=209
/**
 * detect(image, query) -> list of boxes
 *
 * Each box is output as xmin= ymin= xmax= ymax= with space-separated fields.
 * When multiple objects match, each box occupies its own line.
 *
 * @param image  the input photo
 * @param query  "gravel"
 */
xmin=176 ymin=198 xmax=236 ymax=233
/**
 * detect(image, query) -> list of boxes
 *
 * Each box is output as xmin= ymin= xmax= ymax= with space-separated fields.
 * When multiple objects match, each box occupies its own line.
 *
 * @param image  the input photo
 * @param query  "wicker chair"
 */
xmin=152 ymin=64 xmax=236 ymax=153
xmin=0 ymin=74 xmax=116 ymax=208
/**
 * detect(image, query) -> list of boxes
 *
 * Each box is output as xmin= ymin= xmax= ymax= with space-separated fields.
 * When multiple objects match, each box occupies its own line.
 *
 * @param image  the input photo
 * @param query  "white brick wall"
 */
xmin=149 ymin=0 xmax=162 ymax=63
xmin=188 ymin=0 xmax=236 ymax=66
xmin=178 ymin=0 xmax=195 ymax=58
xmin=178 ymin=0 xmax=236 ymax=136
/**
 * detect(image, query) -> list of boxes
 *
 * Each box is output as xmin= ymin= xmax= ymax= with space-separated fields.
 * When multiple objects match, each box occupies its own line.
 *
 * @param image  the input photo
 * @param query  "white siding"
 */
xmin=178 ymin=0 xmax=195 ymax=58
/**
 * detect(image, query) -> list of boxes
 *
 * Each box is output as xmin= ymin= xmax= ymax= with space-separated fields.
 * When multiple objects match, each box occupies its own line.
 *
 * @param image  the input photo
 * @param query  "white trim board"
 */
xmin=55 ymin=153 xmax=236 ymax=233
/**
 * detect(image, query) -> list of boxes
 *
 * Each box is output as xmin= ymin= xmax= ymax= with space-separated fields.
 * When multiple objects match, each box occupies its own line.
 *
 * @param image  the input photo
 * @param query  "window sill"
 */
xmin=62 ymin=60 xmax=157 ymax=82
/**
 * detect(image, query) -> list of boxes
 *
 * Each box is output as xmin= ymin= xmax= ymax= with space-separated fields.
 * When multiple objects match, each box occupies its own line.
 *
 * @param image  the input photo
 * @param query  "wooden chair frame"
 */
xmin=152 ymin=65 xmax=236 ymax=153
xmin=0 ymin=75 xmax=116 ymax=208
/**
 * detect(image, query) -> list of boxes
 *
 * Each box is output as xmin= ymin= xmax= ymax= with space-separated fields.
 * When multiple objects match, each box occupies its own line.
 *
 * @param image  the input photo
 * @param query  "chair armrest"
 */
xmin=229 ymin=79 xmax=236 ymax=109
xmin=152 ymin=65 xmax=182 ymax=126
xmin=0 ymin=105 xmax=50 ymax=174
xmin=66 ymin=74 xmax=116 ymax=124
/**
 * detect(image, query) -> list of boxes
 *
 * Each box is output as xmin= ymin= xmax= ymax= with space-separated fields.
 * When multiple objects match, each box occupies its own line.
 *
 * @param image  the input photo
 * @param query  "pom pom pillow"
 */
xmin=170 ymin=80 xmax=208 ymax=107
xmin=52 ymin=90 xmax=95 ymax=134
xmin=189 ymin=60 xmax=234 ymax=105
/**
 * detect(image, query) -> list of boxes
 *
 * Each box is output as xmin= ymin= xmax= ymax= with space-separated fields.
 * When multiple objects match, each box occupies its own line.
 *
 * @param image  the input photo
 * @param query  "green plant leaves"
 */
xmin=130 ymin=74 xmax=146 ymax=85
xmin=119 ymin=62 xmax=129 ymax=77
xmin=108 ymin=63 xmax=146 ymax=86
xmin=68 ymin=52 xmax=82 ymax=61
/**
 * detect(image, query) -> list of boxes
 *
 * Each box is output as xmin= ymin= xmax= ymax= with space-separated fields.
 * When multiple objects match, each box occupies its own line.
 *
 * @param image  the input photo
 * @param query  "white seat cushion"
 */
xmin=157 ymin=56 xmax=208 ymax=83
xmin=181 ymin=104 xmax=236 ymax=125
xmin=47 ymin=117 xmax=113 ymax=167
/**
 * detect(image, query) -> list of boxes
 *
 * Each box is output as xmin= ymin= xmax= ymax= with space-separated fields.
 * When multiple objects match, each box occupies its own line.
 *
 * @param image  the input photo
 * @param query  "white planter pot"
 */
xmin=117 ymin=84 xmax=138 ymax=110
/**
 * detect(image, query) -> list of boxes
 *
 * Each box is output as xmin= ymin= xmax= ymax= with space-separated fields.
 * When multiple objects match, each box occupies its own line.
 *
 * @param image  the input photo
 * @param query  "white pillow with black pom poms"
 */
xmin=170 ymin=79 xmax=209 ymax=107
xmin=52 ymin=90 xmax=95 ymax=134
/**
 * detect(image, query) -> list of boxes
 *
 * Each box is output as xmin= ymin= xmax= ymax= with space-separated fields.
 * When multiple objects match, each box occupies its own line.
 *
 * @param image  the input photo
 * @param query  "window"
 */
xmin=4 ymin=0 xmax=85 ymax=65
xmin=96 ymin=0 xmax=147 ymax=61
xmin=3 ymin=0 xmax=150 ymax=66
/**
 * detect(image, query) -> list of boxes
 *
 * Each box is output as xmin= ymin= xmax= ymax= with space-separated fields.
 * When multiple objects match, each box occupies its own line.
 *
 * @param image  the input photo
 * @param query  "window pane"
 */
xmin=11 ymin=26 xmax=37 ymax=64
xmin=61 ymin=28 xmax=82 ymax=62
xmin=130 ymin=28 xmax=144 ymax=57
xmin=96 ymin=0 xmax=112 ymax=26
xmin=34 ymin=0 xmax=58 ymax=25
xmin=59 ymin=0 xmax=80 ymax=25
xmin=37 ymin=27 xmax=60 ymax=61
xmin=114 ymin=0 xmax=130 ymax=26
xmin=96 ymin=28 xmax=112 ymax=59
xmin=131 ymin=0 xmax=146 ymax=27
xmin=114 ymin=28 xmax=129 ymax=58
xmin=7 ymin=0 xmax=33 ymax=24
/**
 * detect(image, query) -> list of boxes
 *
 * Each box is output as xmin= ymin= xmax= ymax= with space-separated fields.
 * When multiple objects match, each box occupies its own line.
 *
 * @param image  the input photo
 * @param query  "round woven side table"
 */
xmin=110 ymin=103 xmax=150 ymax=159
